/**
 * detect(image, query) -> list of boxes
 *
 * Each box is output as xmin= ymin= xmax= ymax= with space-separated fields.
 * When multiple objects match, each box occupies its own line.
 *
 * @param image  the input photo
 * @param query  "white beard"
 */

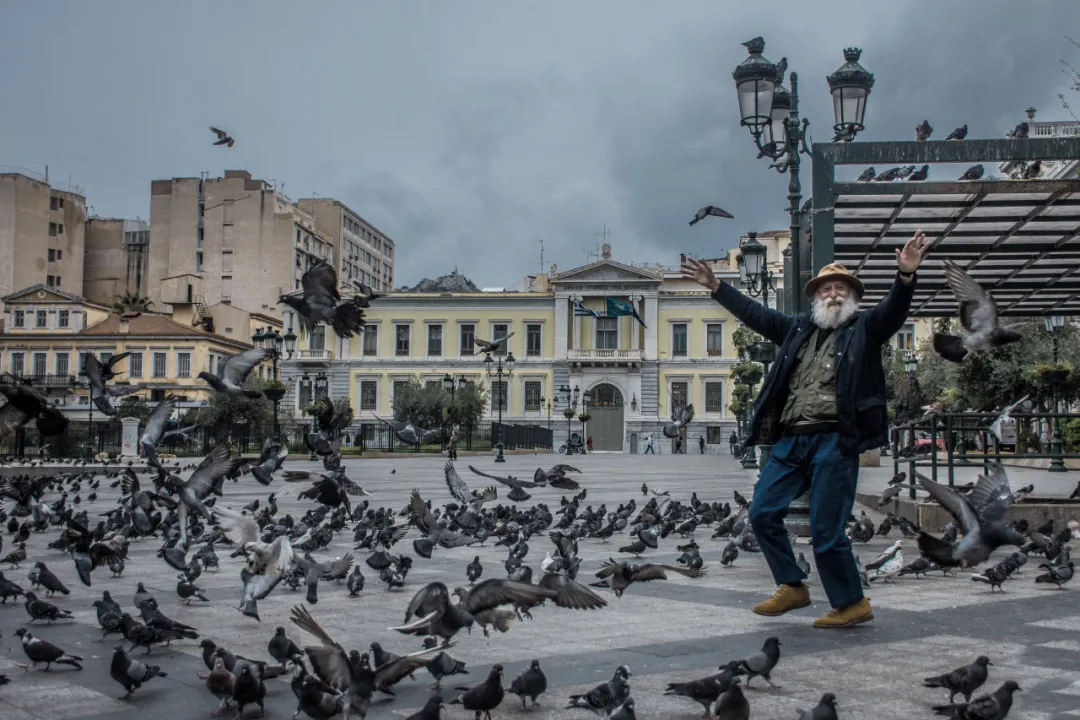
xmin=811 ymin=294 xmax=860 ymax=329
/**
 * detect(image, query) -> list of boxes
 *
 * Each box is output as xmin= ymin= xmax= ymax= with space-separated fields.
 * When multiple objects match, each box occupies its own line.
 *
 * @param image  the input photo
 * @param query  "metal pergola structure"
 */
xmin=808 ymin=137 xmax=1080 ymax=316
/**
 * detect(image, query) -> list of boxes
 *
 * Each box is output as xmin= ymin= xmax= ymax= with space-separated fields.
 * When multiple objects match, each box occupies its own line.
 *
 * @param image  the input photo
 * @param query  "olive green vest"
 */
xmin=781 ymin=327 xmax=838 ymax=426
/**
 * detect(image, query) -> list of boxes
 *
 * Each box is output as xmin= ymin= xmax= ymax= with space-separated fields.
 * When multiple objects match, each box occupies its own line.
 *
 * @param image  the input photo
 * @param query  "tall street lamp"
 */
xmin=307 ymin=371 xmax=328 ymax=461
xmin=484 ymin=352 xmax=515 ymax=463
xmin=560 ymin=384 xmax=579 ymax=455
xmin=541 ymin=395 xmax=553 ymax=430
xmin=443 ymin=372 xmax=467 ymax=436
xmin=254 ymin=326 xmax=295 ymax=444
xmin=904 ymin=352 xmax=919 ymax=411
xmin=579 ymin=389 xmax=593 ymax=453
xmin=1045 ymin=315 xmax=1067 ymax=473
xmin=733 ymin=38 xmax=874 ymax=314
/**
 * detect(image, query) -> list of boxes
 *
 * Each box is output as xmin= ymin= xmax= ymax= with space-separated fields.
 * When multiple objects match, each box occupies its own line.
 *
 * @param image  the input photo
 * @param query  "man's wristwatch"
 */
xmin=899 ymin=270 xmax=914 ymax=280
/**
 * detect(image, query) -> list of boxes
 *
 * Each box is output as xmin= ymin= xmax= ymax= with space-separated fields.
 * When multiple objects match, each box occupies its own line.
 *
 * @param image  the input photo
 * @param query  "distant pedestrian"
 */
xmin=674 ymin=437 xmax=684 ymax=454
xmin=448 ymin=428 xmax=458 ymax=460
xmin=586 ymin=436 xmax=593 ymax=453
xmin=644 ymin=433 xmax=655 ymax=454
xmin=698 ymin=435 xmax=705 ymax=455
xmin=729 ymin=431 xmax=738 ymax=456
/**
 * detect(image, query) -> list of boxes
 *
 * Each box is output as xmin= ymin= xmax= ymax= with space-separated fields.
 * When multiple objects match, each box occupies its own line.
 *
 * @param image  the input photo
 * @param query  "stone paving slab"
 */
xmin=0 ymin=453 xmax=1075 ymax=719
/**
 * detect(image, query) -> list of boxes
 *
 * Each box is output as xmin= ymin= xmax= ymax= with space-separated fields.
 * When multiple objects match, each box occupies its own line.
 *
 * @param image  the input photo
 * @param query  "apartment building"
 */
xmin=298 ymin=197 xmax=396 ymax=292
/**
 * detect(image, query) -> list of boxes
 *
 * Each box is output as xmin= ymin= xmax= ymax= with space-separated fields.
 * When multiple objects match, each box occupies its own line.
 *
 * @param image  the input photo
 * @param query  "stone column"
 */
xmin=572 ymin=295 xmax=581 ymax=351
xmin=554 ymin=297 xmax=569 ymax=357
xmin=120 ymin=417 xmax=141 ymax=460
xmin=644 ymin=296 xmax=658 ymax=359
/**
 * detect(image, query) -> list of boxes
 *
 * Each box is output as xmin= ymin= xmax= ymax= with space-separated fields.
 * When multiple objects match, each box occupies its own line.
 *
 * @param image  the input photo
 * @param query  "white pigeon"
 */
xmin=215 ymin=506 xmax=294 ymax=575
xmin=866 ymin=540 xmax=904 ymax=583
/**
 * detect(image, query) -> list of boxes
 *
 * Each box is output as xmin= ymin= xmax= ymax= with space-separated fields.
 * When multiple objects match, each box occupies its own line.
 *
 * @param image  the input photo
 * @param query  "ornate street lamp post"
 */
xmin=308 ymin=371 xmax=328 ymax=461
xmin=484 ymin=352 xmax=515 ymax=463
xmin=579 ymin=389 xmax=593 ymax=453
xmin=1045 ymin=315 xmax=1067 ymax=473
xmin=253 ymin=326 xmax=294 ymax=444
xmin=733 ymin=38 xmax=874 ymax=314
xmin=559 ymin=384 xmax=579 ymax=455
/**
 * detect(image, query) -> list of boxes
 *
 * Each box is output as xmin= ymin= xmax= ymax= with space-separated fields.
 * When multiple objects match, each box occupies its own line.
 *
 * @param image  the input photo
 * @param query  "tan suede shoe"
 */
xmin=812 ymin=598 xmax=874 ymax=628
xmin=752 ymin=584 xmax=811 ymax=616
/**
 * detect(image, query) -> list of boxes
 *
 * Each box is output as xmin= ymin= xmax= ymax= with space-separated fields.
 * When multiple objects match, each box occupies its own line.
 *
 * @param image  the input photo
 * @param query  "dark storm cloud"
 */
xmin=1 ymin=1 xmax=1077 ymax=287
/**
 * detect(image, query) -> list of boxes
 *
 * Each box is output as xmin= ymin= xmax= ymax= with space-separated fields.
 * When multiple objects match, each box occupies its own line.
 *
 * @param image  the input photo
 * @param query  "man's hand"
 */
xmin=897 ymin=230 xmax=930 ymax=274
xmin=680 ymin=258 xmax=720 ymax=292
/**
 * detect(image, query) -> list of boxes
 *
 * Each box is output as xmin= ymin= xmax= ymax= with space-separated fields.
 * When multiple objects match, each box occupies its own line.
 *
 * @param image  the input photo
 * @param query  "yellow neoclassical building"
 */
xmin=0 ymin=284 xmax=270 ymax=419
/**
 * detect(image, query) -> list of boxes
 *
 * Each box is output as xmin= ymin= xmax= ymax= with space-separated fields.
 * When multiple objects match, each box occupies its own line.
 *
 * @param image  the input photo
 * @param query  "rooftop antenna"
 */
xmin=537 ymin=238 xmax=544 ymax=275
xmin=596 ymin=224 xmax=611 ymax=245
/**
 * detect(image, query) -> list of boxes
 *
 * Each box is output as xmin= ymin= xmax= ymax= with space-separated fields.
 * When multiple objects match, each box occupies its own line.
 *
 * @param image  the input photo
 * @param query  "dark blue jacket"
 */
xmin=711 ymin=273 xmax=916 ymax=457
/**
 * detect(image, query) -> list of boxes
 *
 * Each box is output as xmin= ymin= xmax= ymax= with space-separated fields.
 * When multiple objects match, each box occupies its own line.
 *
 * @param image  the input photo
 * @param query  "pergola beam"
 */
xmin=816 ymin=138 xmax=1080 ymax=166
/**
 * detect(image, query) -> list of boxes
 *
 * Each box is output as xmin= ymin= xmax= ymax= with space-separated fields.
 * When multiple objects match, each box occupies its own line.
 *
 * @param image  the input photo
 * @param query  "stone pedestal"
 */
xmin=859 ymin=448 xmax=881 ymax=468
xmin=121 ymin=417 xmax=141 ymax=459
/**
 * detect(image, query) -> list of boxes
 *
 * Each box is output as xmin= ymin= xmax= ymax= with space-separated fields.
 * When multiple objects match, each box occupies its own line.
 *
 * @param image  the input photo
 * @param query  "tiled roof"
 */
xmin=79 ymin=313 xmax=250 ymax=347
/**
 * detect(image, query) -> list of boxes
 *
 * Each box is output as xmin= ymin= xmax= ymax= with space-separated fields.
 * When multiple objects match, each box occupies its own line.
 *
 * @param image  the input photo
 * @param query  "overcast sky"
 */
xmin=2 ymin=1 xmax=1078 ymax=287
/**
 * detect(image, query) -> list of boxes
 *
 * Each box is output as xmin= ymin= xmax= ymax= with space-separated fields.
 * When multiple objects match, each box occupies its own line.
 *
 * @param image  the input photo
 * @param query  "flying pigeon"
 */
xmin=663 ymin=404 xmax=694 ymax=439
xmin=915 ymin=120 xmax=933 ymax=141
xmin=0 ymin=383 xmax=68 ymax=438
xmin=473 ymin=333 xmax=515 ymax=355
xmin=209 ymin=126 xmax=235 ymax=147
xmin=375 ymin=416 xmax=440 ymax=446
xmin=197 ymin=347 xmax=266 ymax=397
xmin=915 ymin=463 xmax=1026 ymax=567
xmin=932 ymin=259 xmax=1024 ymax=362
xmin=945 ymin=124 xmax=968 ymax=140
xmin=280 ymin=260 xmax=366 ymax=339
xmin=139 ymin=395 xmax=197 ymax=471
xmin=689 ymin=205 xmax=734 ymax=226
xmin=83 ymin=353 xmax=142 ymax=415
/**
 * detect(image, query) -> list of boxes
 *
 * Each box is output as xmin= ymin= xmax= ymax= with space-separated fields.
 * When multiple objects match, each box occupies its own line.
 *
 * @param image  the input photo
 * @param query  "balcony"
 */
xmin=295 ymin=349 xmax=333 ymax=361
xmin=27 ymin=374 xmax=77 ymax=388
xmin=567 ymin=348 xmax=642 ymax=368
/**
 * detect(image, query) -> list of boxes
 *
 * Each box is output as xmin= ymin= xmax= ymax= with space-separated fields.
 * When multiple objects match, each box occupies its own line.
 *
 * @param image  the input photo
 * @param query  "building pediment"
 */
xmin=1 ymin=284 xmax=105 ymax=308
xmin=553 ymin=260 xmax=661 ymax=285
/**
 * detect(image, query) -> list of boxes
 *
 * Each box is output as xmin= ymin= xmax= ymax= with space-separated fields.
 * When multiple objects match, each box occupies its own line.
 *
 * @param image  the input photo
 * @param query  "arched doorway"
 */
xmin=588 ymin=383 xmax=624 ymax=451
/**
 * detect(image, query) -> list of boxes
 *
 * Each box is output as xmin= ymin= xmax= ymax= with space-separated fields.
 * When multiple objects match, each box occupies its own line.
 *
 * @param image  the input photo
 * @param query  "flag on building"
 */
xmin=605 ymin=296 xmax=646 ymax=328
xmin=572 ymin=299 xmax=602 ymax=317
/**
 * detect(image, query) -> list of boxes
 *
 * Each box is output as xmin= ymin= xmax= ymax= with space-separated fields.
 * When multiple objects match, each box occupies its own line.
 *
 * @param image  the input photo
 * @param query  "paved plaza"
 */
xmin=0 ymin=451 xmax=1077 ymax=719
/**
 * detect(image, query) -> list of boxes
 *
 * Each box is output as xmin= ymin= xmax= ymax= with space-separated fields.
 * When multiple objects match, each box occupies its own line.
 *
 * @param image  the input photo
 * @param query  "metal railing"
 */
xmin=890 ymin=410 xmax=1080 ymax=494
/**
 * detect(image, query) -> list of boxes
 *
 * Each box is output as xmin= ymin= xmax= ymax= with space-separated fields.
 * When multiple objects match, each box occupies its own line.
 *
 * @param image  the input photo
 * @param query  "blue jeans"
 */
xmin=748 ymin=432 xmax=863 ymax=609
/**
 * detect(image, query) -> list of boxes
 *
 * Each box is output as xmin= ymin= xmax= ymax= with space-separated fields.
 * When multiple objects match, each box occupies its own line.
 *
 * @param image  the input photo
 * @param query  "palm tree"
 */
xmin=112 ymin=291 xmax=152 ymax=315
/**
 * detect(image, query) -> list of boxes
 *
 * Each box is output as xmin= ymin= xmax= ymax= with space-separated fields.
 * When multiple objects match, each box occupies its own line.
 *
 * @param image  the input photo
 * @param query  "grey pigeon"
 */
xmin=663 ymin=404 xmax=694 ymax=439
xmin=605 ymin=697 xmax=637 ymax=719
xmin=139 ymin=395 xmax=197 ymax=471
xmin=110 ymin=646 xmax=167 ymax=700
xmin=915 ymin=120 xmax=933 ymax=141
xmin=958 ymin=164 xmax=984 ymax=181
xmin=908 ymin=164 xmax=930 ymax=181
xmin=795 ymin=692 xmax=838 ymax=720
xmin=1021 ymin=160 xmax=1041 ymax=179
xmin=280 ymin=260 xmax=366 ymax=339
xmin=1006 ymin=122 xmax=1029 ymax=139
xmin=567 ymin=664 xmax=631 ymax=712
xmin=689 ymin=205 xmax=734 ymax=226
xmin=856 ymin=167 xmax=875 ymax=182
xmin=916 ymin=464 xmax=1026 ymax=567
xmin=472 ymin=332 xmax=516 ymax=355
xmin=1035 ymin=559 xmax=1074 ymax=589
xmin=450 ymin=663 xmax=504 ymax=718
xmin=933 ymin=259 xmax=1023 ymax=363
xmin=509 ymin=659 xmax=546 ymax=710
xmin=932 ymin=680 xmax=1021 ymax=719
xmin=376 ymin=416 xmax=440 ymax=446
xmin=13 ymin=628 xmax=82 ymax=670
xmin=739 ymin=636 xmax=781 ymax=689
xmin=945 ymin=124 xmax=968 ymax=140
xmin=197 ymin=347 xmax=266 ymax=398
xmin=795 ymin=552 xmax=811 ymax=578
xmin=924 ymin=655 xmax=992 ymax=703
xmin=210 ymin=126 xmax=235 ymax=147
xmin=711 ymin=677 xmax=750 ymax=720
xmin=874 ymin=166 xmax=903 ymax=182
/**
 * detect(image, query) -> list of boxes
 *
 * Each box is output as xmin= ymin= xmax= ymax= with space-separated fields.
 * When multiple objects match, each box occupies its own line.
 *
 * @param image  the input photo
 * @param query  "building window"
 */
xmin=896 ymin=323 xmax=915 ymax=352
xmin=50 ymin=197 xmax=58 ymax=210
xmin=47 ymin=249 xmax=55 ymax=262
xmin=360 ymin=380 xmax=377 ymax=410
xmin=46 ymin=275 xmax=56 ymax=287
xmin=195 ymin=252 xmax=204 ymax=272
xmin=150 ymin=388 xmax=166 ymax=403
xmin=55 ymin=352 xmax=69 ymax=377
xmin=362 ymin=326 xmax=378 ymax=356
xmin=392 ymin=380 xmax=410 ymax=410
xmin=54 ymin=276 xmax=61 ymax=287
xmin=177 ymin=352 xmax=192 ymax=378
xmin=525 ymin=381 xmax=541 ymax=411
xmin=129 ymin=352 xmax=143 ymax=378
xmin=492 ymin=324 xmax=509 ymax=356
xmin=32 ymin=353 xmax=47 ymax=377
xmin=595 ymin=317 xmax=617 ymax=350
xmin=12 ymin=310 xmax=24 ymax=328
xmin=222 ymin=251 xmax=233 ymax=272
xmin=35 ymin=310 xmax=47 ymax=328
xmin=705 ymin=381 xmax=724 ymax=413
xmin=706 ymin=324 xmax=723 ymax=356
xmin=221 ymin=275 xmax=232 ymax=300
xmin=10 ymin=352 xmax=24 ymax=376
xmin=670 ymin=381 xmax=689 ymax=408
xmin=56 ymin=250 xmax=62 ymax=260
xmin=78 ymin=351 xmax=91 ymax=376
xmin=153 ymin=352 xmax=167 ymax=378
xmin=707 ymin=426 xmax=725 ymax=444
xmin=460 ymin=324 xmax=475 ymax=356
xmin=58 ymin=310 xmax=69 ymax=328
xmin=491 ymin=380 xmax=508 ymax=411
xmin=526 ymin=324 xmax=542 ymax=356
xmin=49 ymin=222 xmax=57 ymax=237
xmin=395 ymin=325 xmax=410 ymax=356
xmin=58 ymin=224 xmax=64 ymax=234
xmin=99 ymin=351 xmax=112 ymax=363
xmin=672 ymin=323 xmax=688 ymax=357
xmin=222 ymin=224 xmax=234 ymax=248
xmin=309 ymin=325 xmax=326 ymax=352
xmin=427 ymin=324 xmax=443 ymax=357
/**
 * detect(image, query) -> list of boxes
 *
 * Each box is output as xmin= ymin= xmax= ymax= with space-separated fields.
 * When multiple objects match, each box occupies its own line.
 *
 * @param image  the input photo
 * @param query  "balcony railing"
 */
xmin=296 ymin=349 xmax=333 ymax=360
xmin=28 ymin=374 xmax=77 ymax=388
xmin=567 ymin=349 xmax=642 ymax=361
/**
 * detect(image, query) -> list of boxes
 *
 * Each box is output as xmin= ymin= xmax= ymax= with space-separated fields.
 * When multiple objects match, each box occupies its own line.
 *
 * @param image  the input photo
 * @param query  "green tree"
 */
xmin=393 ymin=380 xmax=488 ymax=431
xmin=111 ymin=291 xmax=153 ymax=315
xmin=115 ymin=394 xmax=152 ymax=423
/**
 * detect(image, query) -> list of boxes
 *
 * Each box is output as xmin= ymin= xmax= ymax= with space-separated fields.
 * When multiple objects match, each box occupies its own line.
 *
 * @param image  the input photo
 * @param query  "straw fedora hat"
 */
xmin=804 ymin=263 xmax=865 ymax=299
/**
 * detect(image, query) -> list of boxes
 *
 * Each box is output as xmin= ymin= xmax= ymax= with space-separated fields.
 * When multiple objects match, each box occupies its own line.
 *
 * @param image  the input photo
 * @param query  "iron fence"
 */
xmin=342 ymin=422 xmax=553 ymax=454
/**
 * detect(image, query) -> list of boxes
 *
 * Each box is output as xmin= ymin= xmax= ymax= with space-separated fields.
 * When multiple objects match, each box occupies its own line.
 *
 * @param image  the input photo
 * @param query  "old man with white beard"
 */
xmin=681 ymin=230 xmax=929 ymax=628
